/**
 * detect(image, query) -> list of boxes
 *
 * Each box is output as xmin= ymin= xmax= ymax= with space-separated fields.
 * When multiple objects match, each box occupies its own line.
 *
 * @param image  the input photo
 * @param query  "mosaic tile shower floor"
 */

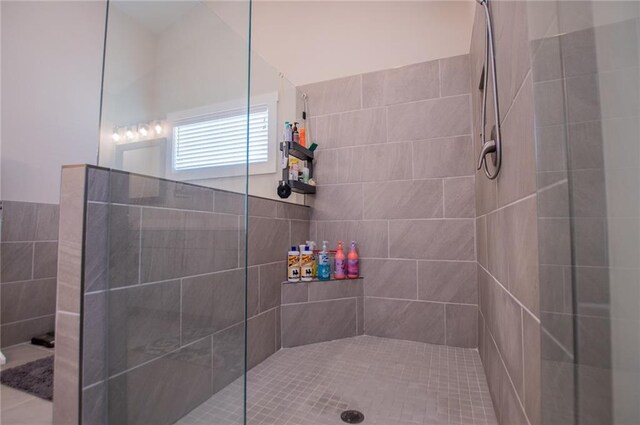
xmin=177 ymin=336 xmax=498 ymax=425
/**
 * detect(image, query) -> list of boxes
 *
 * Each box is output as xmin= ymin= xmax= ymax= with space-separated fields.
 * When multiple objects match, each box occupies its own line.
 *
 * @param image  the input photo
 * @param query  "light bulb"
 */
xmin=154 ymin=123 xmax=163 ymax=135
xmin=126 ymin=129 xmax=134 ymax=140
xmin=112 ymin=132 xmax=120 ymax=142
xmin=139 ymin=125 xmax=148 ymax=137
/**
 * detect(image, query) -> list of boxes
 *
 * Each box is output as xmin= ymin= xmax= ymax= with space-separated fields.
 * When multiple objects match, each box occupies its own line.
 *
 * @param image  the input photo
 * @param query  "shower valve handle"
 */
xmin=477 ymin=139 xmax=497 ymax=170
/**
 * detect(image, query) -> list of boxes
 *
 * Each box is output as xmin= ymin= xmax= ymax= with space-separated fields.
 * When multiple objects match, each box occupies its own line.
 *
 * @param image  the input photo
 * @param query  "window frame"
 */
xmin=166 ymin=92 xmax=278 ymax=181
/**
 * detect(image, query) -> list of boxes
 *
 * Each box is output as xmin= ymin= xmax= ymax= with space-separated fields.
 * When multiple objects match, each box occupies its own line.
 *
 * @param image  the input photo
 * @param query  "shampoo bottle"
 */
xmin=347 ymin=241 xmax=359 ymax=279
xmin=301 ymin=246 xmax=314 ymax=282
xmin=335 ymin=241 xmax=346 ymax=280
xmin=306 ymin=240 xmax=317 ymax=277
xmin=283 ymin=122 xmax=292 ymax=142
xmin=318 ymin=241 xmax=331 ymax=281
xmin=287 ymin=246 xmax=300 ymax=283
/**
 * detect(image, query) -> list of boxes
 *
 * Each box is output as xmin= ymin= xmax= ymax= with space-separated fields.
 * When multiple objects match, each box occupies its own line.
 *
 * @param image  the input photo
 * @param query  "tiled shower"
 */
xmin=1 ymin=0 xmax=638 ymax=424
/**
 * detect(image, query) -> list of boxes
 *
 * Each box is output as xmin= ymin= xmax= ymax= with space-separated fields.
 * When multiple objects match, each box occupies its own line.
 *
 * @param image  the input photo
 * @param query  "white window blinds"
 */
xmin=172 ymin=105 xmax=269 ymax=171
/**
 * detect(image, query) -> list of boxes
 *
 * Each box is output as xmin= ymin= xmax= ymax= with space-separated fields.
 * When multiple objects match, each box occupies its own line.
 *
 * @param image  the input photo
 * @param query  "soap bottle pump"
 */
xmin=347 ymin=241 xmax=359 ymax=279
xmin=335 ymin=241 xmax=346 ymax=280
xmin=318 ymin=241 xmax=331 ymax=281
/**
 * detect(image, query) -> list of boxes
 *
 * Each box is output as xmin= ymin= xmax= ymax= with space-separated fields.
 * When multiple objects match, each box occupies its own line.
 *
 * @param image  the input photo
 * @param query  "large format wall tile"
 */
xmin=82 ymin=292 xmax=106 ymax=387
xmin=362 ymin=60 xmax=440 ymax=107
xmin=211 ymin=322 xmax=244 ymax=393
xmin=259 ymin=262 xmax=284 ymax=313
xmin=0 ymin=201 xmax=59 ymax=242
xmin=140 ymin=208 xmax=239 ymax=282
xmin=412 ymin=136 xmax=475 ymax=178
xmin=444 ymin=177 xmax=475 ymax=218
xmin=497 ymin=75 xmax=537 ymax=207
xmin=182 ymin=269 xmax=244 ymax=344
xmin=281 ymin=298 xmax=357 ymax=347
xmin=446 ymin=304 xmax=478 ymax=348
xmin=308 ymin=279 xmax=363 ymax=301
xmin=523 ymin=310 xmax=541 ymax=425
xmin=247 ymin=217 xmax=290 ymax=266
xmin=492 ymin=0 xmax=530 ymax=122
xmin=314 ymin=142 xmax=413 ymax=185
xmin=363 ymin=180 xmax=443 ymax=219
xmin=389 ymin=220 xmax=475 ymax=261
xmin=418 ymin=261 xmax=477 ymax=304
xmin=108 ymin=338 xmax=212 ymax=425
xmin=388 ymin=95 xmax=471 ymax=141
xmin=247 ymin=308 xmax=277 ymax=369
xmin=109 ymin=280 xmax=181 ymax=375
xmin=312 ymin=108 xmax=387 ymax=149
xmin=109 ymin=205 xmax=142 ymax=288
xmin=362 ymin=259 xmax=417 ymax=300
xmin=84 ymin=202 xmax=108 ymax=293
xmin=0 ymin=314 xmax=55 ymax=348
xmin=0 ymin=242 xmax=33 ymax=282
xmin=364 ymin=297 xmax=445 ymax=344
xmin=33 ymin=242 xmax=58 ymax=279
xmin=1 ymin=279 xmax=56 ymax=323
xmin=505 ymin=197 xmax=540 ymax=315
xmin=308 ymin=184 xmax=363 ymax=221
xmin=440 ymin=55 xmax=471 ymax=96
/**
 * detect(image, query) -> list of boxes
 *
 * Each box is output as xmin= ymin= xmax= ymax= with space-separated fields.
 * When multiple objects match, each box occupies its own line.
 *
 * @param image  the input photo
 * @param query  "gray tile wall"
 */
xmin=300 ymin=54 xmax=479 ymax=349
xmin=530 ymin=8 xmax=640 ymax=425
xmin=76 ymin=166 xmax=311 ymax=425
xmin=0 ymin=200 xmax=59 ymax=347
xmin=470 ymin=2 xmax=541 ymax=424
xmin=281 ymin=279 xmax=363 ymax=347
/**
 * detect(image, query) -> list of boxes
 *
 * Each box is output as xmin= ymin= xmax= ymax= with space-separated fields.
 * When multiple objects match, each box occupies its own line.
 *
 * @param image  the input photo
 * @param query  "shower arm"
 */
xmin=476 ymin=0 xmax=502 ymax=180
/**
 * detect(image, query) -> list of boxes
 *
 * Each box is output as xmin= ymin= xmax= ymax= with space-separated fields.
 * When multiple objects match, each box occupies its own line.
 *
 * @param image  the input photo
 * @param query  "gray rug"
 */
xmin=0 ymin=356 xmax=54 ymax=401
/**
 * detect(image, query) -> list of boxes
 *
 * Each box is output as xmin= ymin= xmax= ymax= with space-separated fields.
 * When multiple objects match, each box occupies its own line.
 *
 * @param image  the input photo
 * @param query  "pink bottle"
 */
xmin=335 ymin=241 xmax=346 ymax=280
xmin=347 ymin=241 xmax=359 ymax=279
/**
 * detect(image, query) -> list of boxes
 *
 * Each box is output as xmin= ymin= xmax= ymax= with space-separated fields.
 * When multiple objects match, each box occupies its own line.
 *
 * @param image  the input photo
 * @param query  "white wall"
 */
xmin=1 ymin=1 xmax=106 ymax=204
xmin=209 ymin=0 xmax=476 ymax=86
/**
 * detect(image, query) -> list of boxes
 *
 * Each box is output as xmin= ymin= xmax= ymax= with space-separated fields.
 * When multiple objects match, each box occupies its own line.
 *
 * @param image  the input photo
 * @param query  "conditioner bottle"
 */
xmin=335 ymin=241 xmax=346 ymax=280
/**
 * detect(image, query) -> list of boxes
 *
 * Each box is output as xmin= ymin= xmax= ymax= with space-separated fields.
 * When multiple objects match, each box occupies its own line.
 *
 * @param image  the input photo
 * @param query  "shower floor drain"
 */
xmin=340 ymin=410 xmax=365 ymax=423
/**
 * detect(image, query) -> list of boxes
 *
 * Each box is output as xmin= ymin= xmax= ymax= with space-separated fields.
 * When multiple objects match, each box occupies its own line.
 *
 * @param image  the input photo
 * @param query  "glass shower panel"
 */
xmin=92 ymin=1 xmax=251 ymax=424
xmin=530 ymin=1 xmax=640 ymax=424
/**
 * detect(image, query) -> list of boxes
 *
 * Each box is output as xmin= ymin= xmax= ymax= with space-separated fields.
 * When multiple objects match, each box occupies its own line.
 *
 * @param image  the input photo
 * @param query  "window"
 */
xmin=167 ymin=93 xmax=277 ymax=179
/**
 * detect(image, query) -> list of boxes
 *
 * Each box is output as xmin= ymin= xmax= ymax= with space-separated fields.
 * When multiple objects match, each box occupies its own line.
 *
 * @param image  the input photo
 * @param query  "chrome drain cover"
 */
xmin=341 ymin=410 xmax=365 ymax=423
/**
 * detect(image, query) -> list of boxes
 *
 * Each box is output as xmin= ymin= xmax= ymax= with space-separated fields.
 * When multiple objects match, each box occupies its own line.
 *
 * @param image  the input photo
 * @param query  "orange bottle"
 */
xmin=299 ymin=128 xmax=306 ymax=147
xmin=347 ymin=241 xmax=359 ymax=279
xmin=335 ymin=241 xmax=346 ymax=279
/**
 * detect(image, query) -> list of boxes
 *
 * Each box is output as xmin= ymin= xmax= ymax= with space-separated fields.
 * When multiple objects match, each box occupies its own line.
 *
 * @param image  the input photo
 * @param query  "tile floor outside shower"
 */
xmin=178 ymin=335 xmax=498 ymax=425
xmin=0 ymin=343 xmax=54 ymax=425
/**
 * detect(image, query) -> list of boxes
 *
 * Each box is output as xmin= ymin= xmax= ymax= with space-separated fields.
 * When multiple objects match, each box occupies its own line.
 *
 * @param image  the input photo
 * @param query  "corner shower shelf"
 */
xmin=279 ymin=141 xmax=316 ymax=196
xmin=284 ymin=142 xmax=314 ymax=161
xmin=282 ymin=276 xmax=364 ymax=285
xmin=288 ymin=180 xmax=316 ymax=194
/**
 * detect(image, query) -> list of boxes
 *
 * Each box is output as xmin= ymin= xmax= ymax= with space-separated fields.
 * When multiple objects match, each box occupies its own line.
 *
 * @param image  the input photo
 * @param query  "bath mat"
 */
xmin=0 ymin=356 xmax=54 ymax=401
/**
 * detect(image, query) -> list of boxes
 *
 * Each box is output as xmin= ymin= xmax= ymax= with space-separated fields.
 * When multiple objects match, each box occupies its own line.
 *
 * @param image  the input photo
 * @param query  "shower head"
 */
xmin=475 ymin=0 xmax=487 ymax=5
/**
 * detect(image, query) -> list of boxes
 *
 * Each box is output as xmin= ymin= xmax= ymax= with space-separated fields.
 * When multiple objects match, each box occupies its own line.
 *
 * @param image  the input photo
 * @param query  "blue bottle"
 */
xmin=318 ymin=241 xmax=331 ymax=281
